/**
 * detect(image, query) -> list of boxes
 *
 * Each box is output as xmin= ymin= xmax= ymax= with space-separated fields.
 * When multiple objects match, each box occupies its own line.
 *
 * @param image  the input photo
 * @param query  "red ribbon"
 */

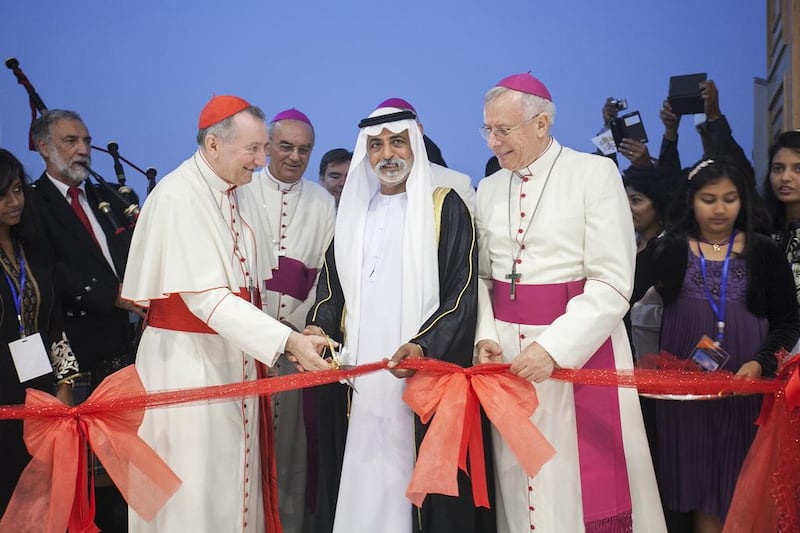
xmin=1 ymin=356 xmax=798 ymax=529
xmin=402 ymin=360 xmax=555 ymax=508
xmin=0 ymin=366 xmax=181 ymax=533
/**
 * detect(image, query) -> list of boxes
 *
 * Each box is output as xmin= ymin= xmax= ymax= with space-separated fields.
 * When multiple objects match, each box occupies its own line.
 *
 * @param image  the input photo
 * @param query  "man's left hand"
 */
xmin=386 ymin=343 xmax=423 ymax=379
xmin=510 ymin=342 xmax=557 ymax=382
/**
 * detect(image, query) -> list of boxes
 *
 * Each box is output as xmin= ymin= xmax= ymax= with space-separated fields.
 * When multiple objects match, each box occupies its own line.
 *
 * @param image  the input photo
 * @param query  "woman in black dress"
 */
xmin=0 ymin=148 xmax=80 ymax=516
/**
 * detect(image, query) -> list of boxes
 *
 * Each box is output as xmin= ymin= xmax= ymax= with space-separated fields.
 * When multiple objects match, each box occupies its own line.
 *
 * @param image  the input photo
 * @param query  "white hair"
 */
xmin=484 ymin=86 xmax=557 ymax=127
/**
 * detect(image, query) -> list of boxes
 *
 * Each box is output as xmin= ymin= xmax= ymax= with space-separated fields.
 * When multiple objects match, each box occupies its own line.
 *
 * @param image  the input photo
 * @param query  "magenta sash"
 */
xmin=264 ymin=256 xmax=318 ymax=301
xmin=492 ymin=279 xmax=633 ymax=532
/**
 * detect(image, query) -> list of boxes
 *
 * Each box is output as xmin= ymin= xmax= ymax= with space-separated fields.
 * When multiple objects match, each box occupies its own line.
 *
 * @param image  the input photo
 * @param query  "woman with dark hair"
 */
xmin=762 ymin=130 xmax=800 ymax=305
xmin=637 ymin=157 xmax=799 ymax=533
xmin=624 ymin=166 xmax=673 ymax=358
xmin=623 ymin=166 xmax=673 ymax=252
xmin=0 ymin=148 xmax=80 ymax=515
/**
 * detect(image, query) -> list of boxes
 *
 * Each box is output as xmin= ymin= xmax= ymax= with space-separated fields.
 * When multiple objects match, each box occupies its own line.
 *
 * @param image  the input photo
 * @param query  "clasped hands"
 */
xmin=476 ymin=339 xmax=558 ymax=383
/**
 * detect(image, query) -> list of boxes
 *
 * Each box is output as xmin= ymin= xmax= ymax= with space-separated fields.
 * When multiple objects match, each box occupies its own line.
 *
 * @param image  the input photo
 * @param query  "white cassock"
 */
xmin=333 ymin=191 xmax=415 ymax=533
xmin=123 ymin=152 xmax=291 ymax=533
xmin=430 ymin=163 xmax=476 ymax=215
xmin=475 ymin=139 xmax=666 ymax=533
xmin=239 ymin=167 xmax=335 ymax=532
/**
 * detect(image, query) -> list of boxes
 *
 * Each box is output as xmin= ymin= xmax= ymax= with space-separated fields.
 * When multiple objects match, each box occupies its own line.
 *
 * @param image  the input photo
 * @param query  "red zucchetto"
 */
xmin=198 ymin=95 xmax=251 ymax=129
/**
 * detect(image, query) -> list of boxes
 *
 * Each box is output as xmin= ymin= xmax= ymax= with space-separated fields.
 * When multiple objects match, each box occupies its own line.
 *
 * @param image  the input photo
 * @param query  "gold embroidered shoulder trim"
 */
xmin=432 ymin=187 xmax=451 ymax=244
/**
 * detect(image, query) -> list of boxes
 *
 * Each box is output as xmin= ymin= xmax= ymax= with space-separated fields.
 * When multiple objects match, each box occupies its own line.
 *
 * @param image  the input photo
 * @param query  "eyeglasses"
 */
xmin=275 ymin=142 xmax=312 ymax=156
xmin=480 ymin=113 xmax=540 ymax=140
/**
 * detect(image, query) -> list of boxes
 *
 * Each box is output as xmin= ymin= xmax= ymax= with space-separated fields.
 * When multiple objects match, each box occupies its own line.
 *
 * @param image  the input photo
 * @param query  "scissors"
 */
xmin=325 ymin=336 xmax=358 ymax=393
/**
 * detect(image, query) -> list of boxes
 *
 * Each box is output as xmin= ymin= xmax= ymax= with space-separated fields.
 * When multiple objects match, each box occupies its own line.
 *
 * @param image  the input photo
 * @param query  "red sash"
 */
xmin=146 ymin=288 xmax=282 ymax=532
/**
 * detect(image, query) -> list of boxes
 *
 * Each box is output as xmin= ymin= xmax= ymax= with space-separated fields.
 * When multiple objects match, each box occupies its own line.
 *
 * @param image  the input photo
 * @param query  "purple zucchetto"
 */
xmin=377 ymin=98 xmax=416 ymax=113
xmin=496 ymin=73 xmax=552 ymax=102
xmin=270 ymin=108 xmax=313 ymax=127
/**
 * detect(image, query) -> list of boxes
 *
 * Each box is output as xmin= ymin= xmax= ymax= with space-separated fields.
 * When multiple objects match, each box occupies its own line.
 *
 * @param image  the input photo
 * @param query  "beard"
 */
xmin=49 ymin=144 xmax=90 ymax=183
xmin=374 ymin=157 xmax=411 ymax=185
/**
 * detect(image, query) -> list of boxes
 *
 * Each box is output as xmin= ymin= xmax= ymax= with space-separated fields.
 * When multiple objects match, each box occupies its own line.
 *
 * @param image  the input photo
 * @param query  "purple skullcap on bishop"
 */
xmin=496 ymin=73 xmax=552 ymax=102
xmin=198 ymin=95 xmax=251 ymax=129
xmin=270 ymin=108 xmax=313 ymax=127
xmin=377 ymin=98 xmax=416 ymax=113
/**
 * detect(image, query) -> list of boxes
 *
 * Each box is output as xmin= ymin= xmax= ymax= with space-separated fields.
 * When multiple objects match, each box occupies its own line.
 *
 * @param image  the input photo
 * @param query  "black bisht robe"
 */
xmin=307 ymin=188 xmax=496 ymax=533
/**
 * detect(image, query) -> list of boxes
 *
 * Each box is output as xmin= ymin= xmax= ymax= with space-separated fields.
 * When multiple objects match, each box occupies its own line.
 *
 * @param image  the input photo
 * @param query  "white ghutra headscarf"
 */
xmin=334 ymin=106 xmax=440 ymax=365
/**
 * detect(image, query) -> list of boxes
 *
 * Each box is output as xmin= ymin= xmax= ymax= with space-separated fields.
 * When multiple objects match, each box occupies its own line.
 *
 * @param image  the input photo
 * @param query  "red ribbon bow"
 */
xmin=402 ymin=359 xmax=555 ymax=508
xmin=0 ymin=366 xmax=181 ymax=533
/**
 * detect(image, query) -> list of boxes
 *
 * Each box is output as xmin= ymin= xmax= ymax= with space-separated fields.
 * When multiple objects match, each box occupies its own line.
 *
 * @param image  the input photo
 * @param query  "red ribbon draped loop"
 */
xmin=402 ymin=360 xmax=555 ymax=508
xmin=1 ymin=356 xmax=799 ymax=530
xmin=0 ymin=366 xmax=181 ymax=533
xmin=784 ymin=358 xmax=800 ymax=411
xmin=723 ymin=352 xmax=800 ymax=533
xmin=755 ymin=352 xmax=800 ymax=426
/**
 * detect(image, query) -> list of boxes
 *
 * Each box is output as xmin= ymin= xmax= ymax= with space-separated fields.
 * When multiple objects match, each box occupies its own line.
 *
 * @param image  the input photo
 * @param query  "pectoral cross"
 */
xmin=505 ymin=264 xmax=521 ymax=301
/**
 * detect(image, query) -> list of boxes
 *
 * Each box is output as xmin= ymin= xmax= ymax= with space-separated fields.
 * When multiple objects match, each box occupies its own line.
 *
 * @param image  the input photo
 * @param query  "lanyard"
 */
xmin=697 ymin=230 xmax=736 ymax=344
xmin=2 ymin=252 xmax=26 ymax=337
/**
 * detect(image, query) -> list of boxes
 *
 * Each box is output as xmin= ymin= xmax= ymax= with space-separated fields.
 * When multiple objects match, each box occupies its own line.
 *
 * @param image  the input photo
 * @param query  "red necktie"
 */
xmin=67 ymin=186 xmax=100 ymax=248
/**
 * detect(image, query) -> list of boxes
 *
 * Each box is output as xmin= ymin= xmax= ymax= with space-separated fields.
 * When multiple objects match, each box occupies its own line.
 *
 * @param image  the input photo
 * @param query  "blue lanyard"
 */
xmin=3 ymin=252 xmax=27 ymax=337
xmin=697 ymin=231 xmax=736 ymax=345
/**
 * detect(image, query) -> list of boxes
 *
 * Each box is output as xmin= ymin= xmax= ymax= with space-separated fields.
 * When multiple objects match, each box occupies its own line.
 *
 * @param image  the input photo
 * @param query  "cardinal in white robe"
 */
xmin=122 ymin=95 xmax=329 ymax=533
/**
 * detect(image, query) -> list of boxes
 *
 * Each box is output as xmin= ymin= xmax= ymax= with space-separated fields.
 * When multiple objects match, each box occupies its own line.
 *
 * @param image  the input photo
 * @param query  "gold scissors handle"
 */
xmin=325 ymin=336 xmax=357 ymax=392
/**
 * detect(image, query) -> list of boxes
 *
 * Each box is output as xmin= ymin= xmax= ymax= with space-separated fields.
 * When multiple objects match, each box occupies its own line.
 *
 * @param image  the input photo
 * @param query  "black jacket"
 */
xmin=31 ymin=174 xmax=136 ymax=372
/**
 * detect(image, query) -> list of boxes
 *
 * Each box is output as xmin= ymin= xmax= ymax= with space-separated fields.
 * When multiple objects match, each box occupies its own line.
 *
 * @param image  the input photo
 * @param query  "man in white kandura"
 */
xmin=240 ymin=107 xmax=335 ymax=533
xmin=474 ymin=73 xmax=666 ymax=532
xmin=122 ymin=95 xmax=329 ymax=533
xmin=307 ymin=103 xmax=493 ymax=533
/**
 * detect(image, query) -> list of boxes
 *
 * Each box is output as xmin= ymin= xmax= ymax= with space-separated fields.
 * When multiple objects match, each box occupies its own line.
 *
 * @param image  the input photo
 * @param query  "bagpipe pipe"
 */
xmin=5 ymin=57 xmax=158 ymax=233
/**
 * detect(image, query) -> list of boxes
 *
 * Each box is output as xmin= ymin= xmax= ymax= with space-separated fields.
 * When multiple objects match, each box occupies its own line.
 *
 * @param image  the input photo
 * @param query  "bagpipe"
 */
xmin=5 ymin=57 xmax=158 ymax=233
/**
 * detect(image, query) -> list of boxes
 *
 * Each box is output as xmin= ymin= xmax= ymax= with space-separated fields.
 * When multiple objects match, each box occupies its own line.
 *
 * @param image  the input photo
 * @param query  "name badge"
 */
xmin=10 ymin=332 xmax=52 ymax=383
xmin=690 ymin=335 xmax=731 ymax=372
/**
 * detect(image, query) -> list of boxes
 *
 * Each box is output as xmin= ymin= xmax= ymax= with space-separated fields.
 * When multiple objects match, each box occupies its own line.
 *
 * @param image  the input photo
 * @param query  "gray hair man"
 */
xmin=122 ymin=95 xmax=329 ymax=532
xmin=474 ymin=73 xmax=666 ymax=532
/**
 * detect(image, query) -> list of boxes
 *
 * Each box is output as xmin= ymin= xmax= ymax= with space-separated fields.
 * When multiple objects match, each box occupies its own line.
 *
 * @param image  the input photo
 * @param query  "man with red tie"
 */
xmin=31 ymin=109 xmax=142 ymax=531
